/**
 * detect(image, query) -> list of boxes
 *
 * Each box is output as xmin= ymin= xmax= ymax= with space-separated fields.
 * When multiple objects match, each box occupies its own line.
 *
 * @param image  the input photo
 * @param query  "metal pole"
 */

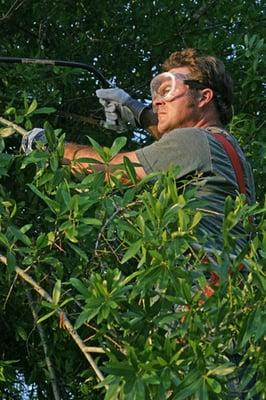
xmin=0 ymin=56 xmax=112 ymax=88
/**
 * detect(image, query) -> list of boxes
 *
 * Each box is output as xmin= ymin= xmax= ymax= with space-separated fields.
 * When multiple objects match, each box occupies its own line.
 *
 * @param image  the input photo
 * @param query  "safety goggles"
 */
xmin=150 ymin=72 xmax=208 ymax=102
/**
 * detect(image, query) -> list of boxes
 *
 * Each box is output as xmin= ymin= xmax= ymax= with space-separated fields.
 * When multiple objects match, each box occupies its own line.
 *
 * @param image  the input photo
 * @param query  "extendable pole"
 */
xmin=0 ymin=56 xmax=112 ymax=88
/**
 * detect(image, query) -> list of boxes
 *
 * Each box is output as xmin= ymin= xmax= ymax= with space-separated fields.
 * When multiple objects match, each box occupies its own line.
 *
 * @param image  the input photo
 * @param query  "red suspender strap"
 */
xmin=212 ymin=132 xmax=246 ymax=194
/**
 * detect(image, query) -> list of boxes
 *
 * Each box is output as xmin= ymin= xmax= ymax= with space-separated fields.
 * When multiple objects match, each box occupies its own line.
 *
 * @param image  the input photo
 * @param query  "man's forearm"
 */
xmin=63 ymin=143 xmax=104 ymax=173
xmin=63 ymin=143 xmax=146 ymax=179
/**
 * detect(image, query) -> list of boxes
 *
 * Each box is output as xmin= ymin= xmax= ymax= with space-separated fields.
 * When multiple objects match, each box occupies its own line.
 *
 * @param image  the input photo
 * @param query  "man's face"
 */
xmin=152 ymin=67 xmax=201 ymax=137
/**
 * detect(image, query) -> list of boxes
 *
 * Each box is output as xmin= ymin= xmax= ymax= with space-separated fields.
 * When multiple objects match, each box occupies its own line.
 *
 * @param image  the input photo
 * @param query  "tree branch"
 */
xmin=0 ymin=254 xmax=106 ymax=385
xmin=27 ymin=291 xmax=61 ymax=400
xmin=0 ymin=116 xmax=27 ymax=136
xmin=0 ymin=0 xmax=25 ymax=22
xmin=57 ymin=111 xmax=100 ymax=126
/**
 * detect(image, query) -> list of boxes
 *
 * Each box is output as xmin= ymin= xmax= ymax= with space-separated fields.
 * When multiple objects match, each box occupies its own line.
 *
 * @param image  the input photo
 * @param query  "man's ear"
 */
xmin=198 ymin=88 xmax=214 ymax=108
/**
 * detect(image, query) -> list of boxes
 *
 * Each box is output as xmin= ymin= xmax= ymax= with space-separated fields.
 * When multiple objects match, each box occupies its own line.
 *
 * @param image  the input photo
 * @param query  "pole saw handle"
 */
xmin=0 ymin=56 xmax=112 ymax=88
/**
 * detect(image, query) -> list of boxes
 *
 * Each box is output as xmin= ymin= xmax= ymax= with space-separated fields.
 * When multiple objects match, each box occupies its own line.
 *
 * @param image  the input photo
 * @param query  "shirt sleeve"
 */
xmin=136 ymin=128 xmax=212 ymax=179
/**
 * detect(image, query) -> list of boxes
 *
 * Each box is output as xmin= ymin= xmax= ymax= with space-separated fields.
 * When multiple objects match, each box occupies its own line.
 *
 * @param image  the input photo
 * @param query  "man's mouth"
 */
xmin=157 ymin=110 xmax=167 ymax=117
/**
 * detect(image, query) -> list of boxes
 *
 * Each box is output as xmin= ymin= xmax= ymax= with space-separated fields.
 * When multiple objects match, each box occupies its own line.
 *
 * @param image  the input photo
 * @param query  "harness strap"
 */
xmin=196 ymin=131 xmax=252 ymax=300
xmin=212 ymin=132 xmax=247 ymax=194
xmin=213 ymin=131 xmax=255 ymax=228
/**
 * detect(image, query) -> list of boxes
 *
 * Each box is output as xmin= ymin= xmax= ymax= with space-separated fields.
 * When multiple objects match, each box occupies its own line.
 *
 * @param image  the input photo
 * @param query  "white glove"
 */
xmin=96 ymin=88 xmax=147 ymax=132
xmin=98 ymin=98 xmax=129 ymax=132
xmin=21 ymin=128 xmax=47 ymax=155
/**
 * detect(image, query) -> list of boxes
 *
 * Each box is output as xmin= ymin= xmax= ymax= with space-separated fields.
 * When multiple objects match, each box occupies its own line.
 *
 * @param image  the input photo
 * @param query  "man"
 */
xmin=23 ymin=49 xmax=255 ymax=251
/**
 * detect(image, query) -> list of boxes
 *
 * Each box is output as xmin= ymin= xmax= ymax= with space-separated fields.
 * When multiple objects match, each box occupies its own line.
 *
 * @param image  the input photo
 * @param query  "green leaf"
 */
xmin=25 ymin=99 xmax=38 ymax=115
xmin=206 ymin=377 xmax=222 ymax=393
xmin=33 ymin=107 xmax=56 ymax=115
xmin=190 ymin=211 xmax=202 ymax=229
xmin=110 ymin=136 xmax=127 ymax=158
xmin=0 ymin=232 xmax=10 ymax=249
xmin=4 ymin=106 xmax=16 ymax=115
xmin=68 ymin=243 xmax=88 ymax=261
xmin=134 ymin=379 xmax=145 ymax=399
xmin=25 ymin=118 xmax=32 ymax=130
xmin=172 ymin=374 xmax=203 ymax=400
xmin=44 ymin=121 xmax=56 ymax=149
xmin=207 ymin=364 xmax=235 ymax=377
xmin=37 ymin=310 xmax=57 ymax=324
xmin=123 ymin=156 xmax=137 ymax=184
xmin=50 ymin=152 xmax=59 ymax=172
xmin=52 ymin=280 xmax=61 ymax=305
xmin=16 ymin=326 xmax=28 ymax=341
xmin=121 ymin=239 xmax=142 ymax=264
xmin=21 ymin=151 xmax=49 ymax=168
xmin=103 ymin=381 xmax=122 ymax=400
xmin=20 ymin=224 xmax=32 ymax=234
xmin=69 ymin=278 xmax=89 ymax=298
xmin=103 ymin=362 xmax=135 ymax=377
xmin=7 ymin=251 xmax=16 ymax=272
xmin=80 ymin=217 xmax=102 ymax=226
xmin=15 ymin=115 xmax=24 ymax=124
xmin=0 ymin=127 xmax=15 ymax=137
xmin=72 ymin=157 xmax=103 ymax=165
xmin=87 ymin=136 xmax=106 ymax=160
xmin=28 ymin=184 xmax=60 ymax=214
xmin=9 ymin=226 xmax=31 ymax=246
xmin=74 ymin=308 xmax=99 ymax=329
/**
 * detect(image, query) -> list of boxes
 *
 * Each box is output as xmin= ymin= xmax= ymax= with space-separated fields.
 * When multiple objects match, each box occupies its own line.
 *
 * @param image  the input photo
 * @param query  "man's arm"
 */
xmin=63 ymin=143 xmax=146 ymax=179
xmin=21 ymin=128 xmax=147 ymax=180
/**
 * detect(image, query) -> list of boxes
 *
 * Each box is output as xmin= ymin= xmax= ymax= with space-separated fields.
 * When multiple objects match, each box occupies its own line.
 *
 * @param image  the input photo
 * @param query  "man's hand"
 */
xmin=21 ymin=128 xmax=47 ymax=154
xmin=97 ymin=98 xmax=129 ymax=132
xmin=96 ymin=88 xmax=147 ymax=132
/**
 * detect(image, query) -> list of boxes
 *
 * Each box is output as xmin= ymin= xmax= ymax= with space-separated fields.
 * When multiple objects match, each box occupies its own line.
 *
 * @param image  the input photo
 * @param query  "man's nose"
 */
xmin=152 ymin=94 xmax=165 ymax=112
xmin=154 ymin=93 xmax=164 ymax=104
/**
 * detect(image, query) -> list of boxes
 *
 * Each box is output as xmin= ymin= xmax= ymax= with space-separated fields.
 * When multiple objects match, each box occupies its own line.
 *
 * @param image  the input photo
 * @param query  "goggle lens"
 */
xmin=150 ymin=72 xmax=177 ymax=101
xmin=150 ymin=72 xmax=207 ymax=106
xmin=150 ymin=72 xmax=189 ymax=102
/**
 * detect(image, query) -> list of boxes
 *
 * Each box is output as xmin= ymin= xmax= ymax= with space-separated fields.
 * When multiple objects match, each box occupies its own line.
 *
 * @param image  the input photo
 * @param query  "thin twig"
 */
xmin=27 ymin=291 xmax=61 ymax=400
xmin=95 ymin=200 xmax=140 ymax=256
xmin=57 ymin=111 xmax=100 ymax=126
xmin=73 ymin=303 xmax=125 ymax=354
xmin=95 ymin=207 xmax=122 ymax=256
xmin=0 ymin=0 xmax=25 ymax=21
xmin=0 ymin=255 xmax=106 ymax=385
xmin=85 ymin=347 xmax=105 ymax=354
xmin=196 ymin=208 xmax=222 ymax=216
xmin=0 ymin=116 xmax=27 ymax=136
xmin=3 ymin=274 xmax=18 ymax=310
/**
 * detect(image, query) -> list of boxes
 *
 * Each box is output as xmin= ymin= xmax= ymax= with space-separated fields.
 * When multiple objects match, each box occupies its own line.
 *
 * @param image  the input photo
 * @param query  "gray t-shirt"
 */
xmin=136 ymin=127 xmax=255 ymax=251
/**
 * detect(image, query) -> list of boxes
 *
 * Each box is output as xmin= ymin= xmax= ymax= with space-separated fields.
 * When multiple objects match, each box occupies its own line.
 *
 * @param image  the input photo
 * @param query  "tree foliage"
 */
xmin=0 ymin=1 xmax=265 ymax=399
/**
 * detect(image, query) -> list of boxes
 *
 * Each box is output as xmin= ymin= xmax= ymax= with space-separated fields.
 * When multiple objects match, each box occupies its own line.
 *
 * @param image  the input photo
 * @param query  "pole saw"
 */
xmin=0 ymin=56 xmax=118 ymax=136
xmin=0 ymin=56 xmax=112 ymax=88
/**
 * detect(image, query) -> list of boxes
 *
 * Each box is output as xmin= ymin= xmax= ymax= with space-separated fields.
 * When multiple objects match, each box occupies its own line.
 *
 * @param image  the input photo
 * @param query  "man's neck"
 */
xmin=194 ymin=119 xmax=224 ymax=129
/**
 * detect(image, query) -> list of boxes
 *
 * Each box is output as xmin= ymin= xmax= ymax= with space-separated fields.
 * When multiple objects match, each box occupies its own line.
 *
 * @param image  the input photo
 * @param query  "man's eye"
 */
xmin=159 ymin=85 xmax=171 ymax=96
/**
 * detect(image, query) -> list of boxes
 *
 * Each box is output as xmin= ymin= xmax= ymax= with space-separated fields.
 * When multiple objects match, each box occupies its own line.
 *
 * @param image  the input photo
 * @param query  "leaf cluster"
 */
xmin=0 ymin=126 xmax=265 ymax=399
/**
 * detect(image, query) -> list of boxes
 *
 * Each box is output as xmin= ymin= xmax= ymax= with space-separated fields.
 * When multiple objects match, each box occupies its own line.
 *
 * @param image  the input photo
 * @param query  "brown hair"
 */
xmin=162 ymin=48 xmax=233 ymax=124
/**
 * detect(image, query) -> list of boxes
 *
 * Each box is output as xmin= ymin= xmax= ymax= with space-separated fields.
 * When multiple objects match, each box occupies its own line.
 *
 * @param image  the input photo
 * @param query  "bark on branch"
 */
xmin=27 ymin=291 xmax=61 ymax=400
xmin=0 ymin=255 xmax=106 ymax=385
xmin=0 ymin=116 xmax=27 ymax=136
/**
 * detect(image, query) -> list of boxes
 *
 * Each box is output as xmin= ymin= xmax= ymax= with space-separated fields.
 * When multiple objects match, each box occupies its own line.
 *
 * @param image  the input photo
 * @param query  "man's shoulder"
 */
xmin=136 ymin=126 xmax=212 ymax=175
xmin=158 ymin=127 xmax=210 ymax=147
